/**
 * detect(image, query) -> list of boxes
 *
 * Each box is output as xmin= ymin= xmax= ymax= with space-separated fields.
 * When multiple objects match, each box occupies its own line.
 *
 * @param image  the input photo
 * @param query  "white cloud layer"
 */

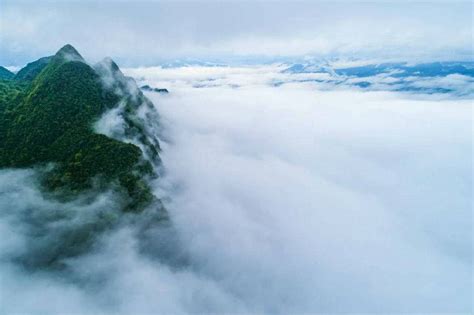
xmin=0 ymin=65 xmax=472 ymax=313
xmin=146 ymin=67 xmax=471 ymax=312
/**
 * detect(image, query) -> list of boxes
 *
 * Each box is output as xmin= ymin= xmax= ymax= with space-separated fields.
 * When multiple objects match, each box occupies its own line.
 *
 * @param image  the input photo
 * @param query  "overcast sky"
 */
xmin=0 ymin=0 xmax=472 ymax=66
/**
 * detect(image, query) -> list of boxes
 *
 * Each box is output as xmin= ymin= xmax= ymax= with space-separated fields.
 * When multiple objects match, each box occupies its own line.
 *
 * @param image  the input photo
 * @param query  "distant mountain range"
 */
xmin=280 ymin=61 xmax=474 ymax=96
xmin=283 ymin=61 xmax=474 ymax=77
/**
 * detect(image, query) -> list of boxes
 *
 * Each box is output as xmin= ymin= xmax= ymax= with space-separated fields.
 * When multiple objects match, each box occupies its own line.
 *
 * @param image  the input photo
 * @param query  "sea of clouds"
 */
xmin=0 ymin=64 xmax=472 ymax=313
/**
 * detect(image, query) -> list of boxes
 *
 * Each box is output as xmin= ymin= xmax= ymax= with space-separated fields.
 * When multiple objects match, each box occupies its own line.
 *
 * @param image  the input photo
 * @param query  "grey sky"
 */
xmin=0 ymin=1 xmax=472 ymax=66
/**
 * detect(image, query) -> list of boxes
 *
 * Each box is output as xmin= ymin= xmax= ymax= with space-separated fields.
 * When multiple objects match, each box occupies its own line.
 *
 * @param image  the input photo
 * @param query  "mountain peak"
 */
xmin=94 ymin=57 xmax=126 ymax=84
xmin=55 ymin=44 xmax=83 ymax=61
xmin=103 ymin=57 xmax=121 ymax=72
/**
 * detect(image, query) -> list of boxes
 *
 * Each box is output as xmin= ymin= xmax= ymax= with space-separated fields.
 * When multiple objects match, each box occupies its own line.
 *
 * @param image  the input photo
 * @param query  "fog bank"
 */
xmin=147 ymin=67 xmax=472 ymax=312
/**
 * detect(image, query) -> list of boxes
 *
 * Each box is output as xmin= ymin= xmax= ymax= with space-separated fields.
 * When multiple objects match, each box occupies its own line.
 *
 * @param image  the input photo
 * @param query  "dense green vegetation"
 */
xmin=0 ymin=79 xmax=26 ymax=107
xmin=0 ymin=45 xmax=157 ymax=211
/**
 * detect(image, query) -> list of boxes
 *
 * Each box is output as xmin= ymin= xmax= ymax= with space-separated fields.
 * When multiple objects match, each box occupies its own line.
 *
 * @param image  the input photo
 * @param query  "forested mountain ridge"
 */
xmin=13 ymin=56 xmax=53 ymax=81
xmin=0 ymin=44 xmax=162 ymax=212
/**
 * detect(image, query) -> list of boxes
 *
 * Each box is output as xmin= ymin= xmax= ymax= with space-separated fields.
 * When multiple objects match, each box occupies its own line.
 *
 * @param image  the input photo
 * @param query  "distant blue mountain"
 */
xmin=282 ymin=63 xmax=333 ymax=74
xmin=334 ymin=62 xmax=474 ymax=78
xmin=281 ymin=61 xmax=474 ymax=96
xmin=283 ymin=61 xmax=474 ymax=77
xmin=159 ymin=59 xmax=226 ymax=68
